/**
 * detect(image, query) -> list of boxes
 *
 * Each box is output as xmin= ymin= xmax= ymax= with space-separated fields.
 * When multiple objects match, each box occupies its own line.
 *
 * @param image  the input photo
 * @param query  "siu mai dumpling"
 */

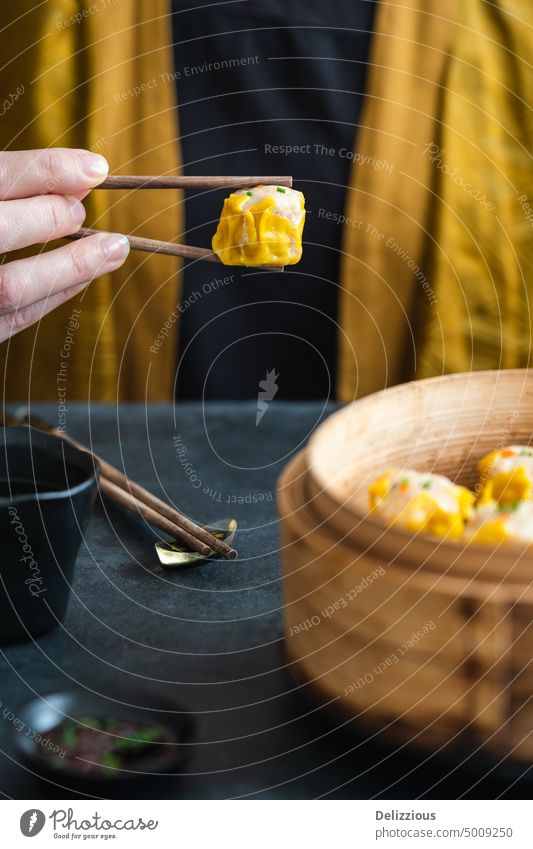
xmin=368 ymin=468 xmax=475 ymax=539
xmin=477 ymin=445 xmax=533 ymax=506
xmin=212 ymin=185 xmax=305 ymax=266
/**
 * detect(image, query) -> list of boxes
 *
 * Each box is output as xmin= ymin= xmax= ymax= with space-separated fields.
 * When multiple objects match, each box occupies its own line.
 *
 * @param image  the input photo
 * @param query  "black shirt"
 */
xmin=172 ymin=0 xmax=375 ymax=399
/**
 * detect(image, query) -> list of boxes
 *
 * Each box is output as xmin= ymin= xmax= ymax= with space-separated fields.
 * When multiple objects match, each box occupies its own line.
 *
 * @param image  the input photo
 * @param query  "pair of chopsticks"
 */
xmin=2 ymin=411 xmax=237 ymax=561
xmin=67 ymin=175 xmax=293 ymax=268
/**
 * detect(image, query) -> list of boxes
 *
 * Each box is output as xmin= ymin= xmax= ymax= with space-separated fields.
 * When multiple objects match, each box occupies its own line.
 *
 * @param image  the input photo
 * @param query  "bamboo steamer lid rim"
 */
xmin=307 ymin=368 xmax=533 ymax=567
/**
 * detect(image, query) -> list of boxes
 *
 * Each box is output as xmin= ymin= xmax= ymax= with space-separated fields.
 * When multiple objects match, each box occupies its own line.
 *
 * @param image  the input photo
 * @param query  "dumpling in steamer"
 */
xmin=477 ymin=446 xmax=533 ymax=506
xmin=368 ymin=468 xmax=475 ymax=539
xmin=212 ymin=185 xmax=305 ymax=267
xmin=464 ymin=500 xmax=533 ymax=546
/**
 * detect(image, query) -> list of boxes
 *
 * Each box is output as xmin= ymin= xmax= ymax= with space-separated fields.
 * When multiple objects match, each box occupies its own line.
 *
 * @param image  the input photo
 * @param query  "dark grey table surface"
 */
xmin=0 ymin=403 xmax=531 ymax=800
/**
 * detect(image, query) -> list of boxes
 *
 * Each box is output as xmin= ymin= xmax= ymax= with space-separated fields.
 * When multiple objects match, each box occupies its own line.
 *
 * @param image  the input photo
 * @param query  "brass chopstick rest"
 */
xmin=156 ymin=519 xmax=238 ymax=568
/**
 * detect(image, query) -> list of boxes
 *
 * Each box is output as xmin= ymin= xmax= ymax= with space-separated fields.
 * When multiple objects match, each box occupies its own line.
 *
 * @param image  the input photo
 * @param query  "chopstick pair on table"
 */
xmin=2 ymin=410 xmax=237 ymax=561
xmin=67 ymin=174 xmax=293 ymax=269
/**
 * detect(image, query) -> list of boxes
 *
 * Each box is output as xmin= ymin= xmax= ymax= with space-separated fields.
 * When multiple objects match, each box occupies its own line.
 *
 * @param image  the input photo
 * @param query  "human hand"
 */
xmin=0 ymin=148 xmax=130 ymax=342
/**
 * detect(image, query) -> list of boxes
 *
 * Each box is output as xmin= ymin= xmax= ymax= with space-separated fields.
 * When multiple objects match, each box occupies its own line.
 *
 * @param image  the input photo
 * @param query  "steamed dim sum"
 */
xmin=477 ymin=446 xmax=533 ymax=506
xmin=368 ymin=468 xmax=475 ymax=540
xmin=212 ymin=185 xmax=305 ymax=267
xmin=464 ymin=500 xmax=533 ymax=546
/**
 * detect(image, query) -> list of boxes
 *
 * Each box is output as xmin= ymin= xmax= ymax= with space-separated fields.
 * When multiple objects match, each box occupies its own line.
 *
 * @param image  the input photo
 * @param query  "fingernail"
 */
xmin=79 ymin=153 xmax=109 ymax=182
xmin=101 ymin=233 xmax=130 ymax=265
xmin=65 ymin=196 xmax=86 ymax=226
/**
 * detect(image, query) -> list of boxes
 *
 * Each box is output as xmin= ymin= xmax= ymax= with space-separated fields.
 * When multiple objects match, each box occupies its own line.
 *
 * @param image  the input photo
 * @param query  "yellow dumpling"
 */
xmin=477 ymin=446 xmax=533 ymax=506
xmin=464 ymin=500 xmax=533 ymax=546
xmin=368 ymin=468 xmax=475 ymax=539
xmin=212 ymin=185 xmax=305 ymax=266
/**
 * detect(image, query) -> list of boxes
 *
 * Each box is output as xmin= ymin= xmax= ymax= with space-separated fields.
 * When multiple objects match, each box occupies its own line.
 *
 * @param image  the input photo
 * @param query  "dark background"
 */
xmin=172 ymin=0 xmax=376 ymax=399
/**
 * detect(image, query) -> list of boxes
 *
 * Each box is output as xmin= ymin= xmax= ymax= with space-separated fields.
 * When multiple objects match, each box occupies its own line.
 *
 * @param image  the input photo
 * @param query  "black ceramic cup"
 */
xmin=0 ymin=426 xmax=98 ymax=645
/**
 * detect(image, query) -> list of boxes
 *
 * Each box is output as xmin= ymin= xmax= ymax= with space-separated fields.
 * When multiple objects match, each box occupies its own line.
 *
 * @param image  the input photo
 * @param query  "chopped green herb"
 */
xmin=422 ymin=479 xmax=432 ymax=489
xmin=498 ymin=500 xmax=521 ymax=513
xmin=246 ymin=191 xmax=253 ymax=197
xmin=61 ymin=725 xmax=77 ymax=747
xmin=276 ymin=187 xmax=286 ymax=193
xmin=114 ymin=726 xmax=164 ymax=751
xmin=101 ymin=753 xmax=121 ymax=770
xmin=39 ymin=716 xmax=176 ymax=777
xmin=79 ymin=716 xmax=102 ymax=730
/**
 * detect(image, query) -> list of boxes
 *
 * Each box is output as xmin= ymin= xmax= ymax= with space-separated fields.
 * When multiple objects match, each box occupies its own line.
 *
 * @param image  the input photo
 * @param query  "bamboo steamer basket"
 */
xmin=277 ymin=370 xmax=533 ymax=763
xmin=306 ymin=369 xmax=533 ymax=583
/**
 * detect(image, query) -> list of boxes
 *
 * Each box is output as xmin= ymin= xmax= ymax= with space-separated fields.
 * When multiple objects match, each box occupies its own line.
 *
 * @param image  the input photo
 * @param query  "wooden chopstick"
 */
xmin=98 ymin=175 xmax=293 ymax=190
xmin=15 ymin=412 xmax=237 ymax=560
xmin=66 ymin=228 xmax=284 ymax=272
xmin=68 ymin=227 xmax=220 ymax=263
xmin=80 ymin=441 xmax=237 ymax=559
xmin=98 ymin=476 xmax=212 ymax=557
xmin=70 ymin=174 xmax=293 ymax=270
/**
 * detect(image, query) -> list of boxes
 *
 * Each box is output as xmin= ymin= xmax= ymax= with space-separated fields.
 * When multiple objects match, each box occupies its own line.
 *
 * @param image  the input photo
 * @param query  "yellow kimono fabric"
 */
xmin=0 ymin=0 xmax=182 ymax=401
xmin=337 ymin=0 xmax=458 ymax=399
xmin=338 ymin=0 xmax=533 ymax=399
xmin=417 ymin=0 xmax=533 ymax=377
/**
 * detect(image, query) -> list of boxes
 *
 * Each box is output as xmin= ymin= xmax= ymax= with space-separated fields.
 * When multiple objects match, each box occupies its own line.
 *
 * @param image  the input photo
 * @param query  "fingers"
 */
xmin=0 ymin=148 xmax=109 ymax=200
xmin=0 ymin=281 xmax=90 ymax=344
xmin=0 ymin=194 xmax=86 ymax=252
xmin=0 ymin=232 xmax=130 ymax=313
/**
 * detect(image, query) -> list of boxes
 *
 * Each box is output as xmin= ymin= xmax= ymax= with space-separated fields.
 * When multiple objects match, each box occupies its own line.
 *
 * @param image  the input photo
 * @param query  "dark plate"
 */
xmin=12 ymin=690 xmax=196 ymax=789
